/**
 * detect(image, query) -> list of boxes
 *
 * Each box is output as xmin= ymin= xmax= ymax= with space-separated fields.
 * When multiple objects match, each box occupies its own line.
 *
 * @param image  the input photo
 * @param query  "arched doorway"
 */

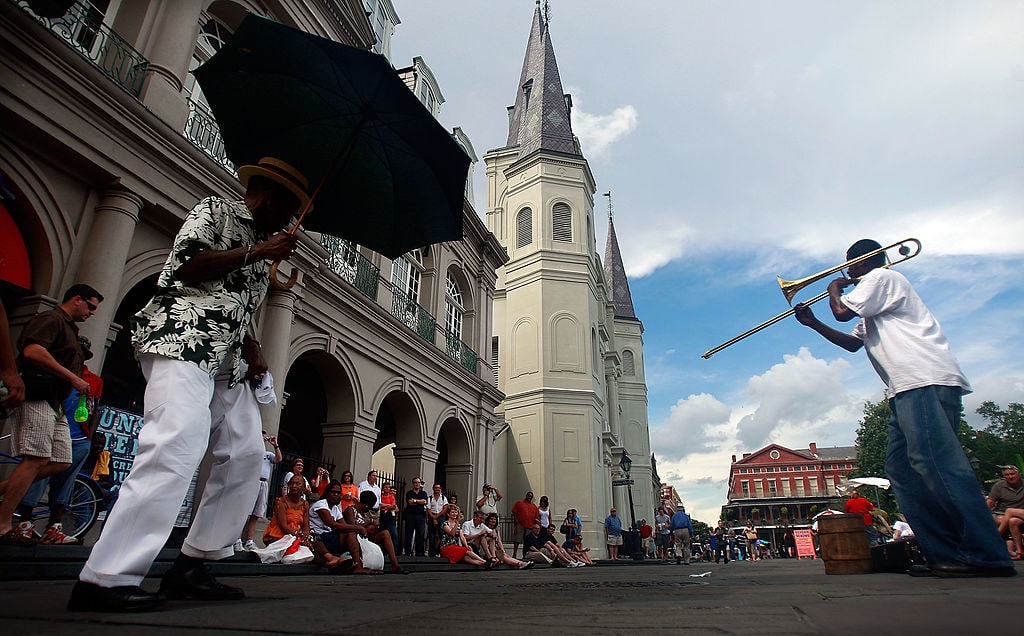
xmin=99 ymin=274 xmax=157 ymax=413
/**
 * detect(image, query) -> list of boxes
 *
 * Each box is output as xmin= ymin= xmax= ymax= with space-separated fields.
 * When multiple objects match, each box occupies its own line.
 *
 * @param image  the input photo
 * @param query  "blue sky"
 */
xmin=390 ymin=1 xmax=1024 ymax=524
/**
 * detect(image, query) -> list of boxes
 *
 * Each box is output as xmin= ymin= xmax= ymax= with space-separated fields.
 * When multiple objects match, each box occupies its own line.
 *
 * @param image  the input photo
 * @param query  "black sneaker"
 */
xmin=159 ymin=562 xmax=245 ymax=600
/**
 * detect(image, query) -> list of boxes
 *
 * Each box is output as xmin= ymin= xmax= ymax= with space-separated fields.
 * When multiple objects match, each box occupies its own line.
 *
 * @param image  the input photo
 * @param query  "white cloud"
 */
xmin=567 ymin=89 xmax=638 ymax=161
xmin=651 ymin=393 xmax=731 ymax=459
xmin=736 ymin=348 xmax=857 ymax=447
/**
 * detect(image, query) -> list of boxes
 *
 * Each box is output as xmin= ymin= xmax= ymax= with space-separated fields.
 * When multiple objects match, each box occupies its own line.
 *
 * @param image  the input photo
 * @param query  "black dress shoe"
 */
xmin=159 ymin=562 xmax=245 ymax=600
xmin=906 ymin=564 xmax=933 ymax=577
xmin=67 ymin=580 xmax=167 ymax=612
xmin=930 ymin=563 xmax=1017 ymax=578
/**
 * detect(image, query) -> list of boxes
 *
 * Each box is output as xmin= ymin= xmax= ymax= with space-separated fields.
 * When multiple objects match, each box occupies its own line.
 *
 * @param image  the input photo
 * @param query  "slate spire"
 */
xmin=506 ymin=2 xmax=577 ymax=156
xmin=604 ymin=213 xmax=637 ymax=320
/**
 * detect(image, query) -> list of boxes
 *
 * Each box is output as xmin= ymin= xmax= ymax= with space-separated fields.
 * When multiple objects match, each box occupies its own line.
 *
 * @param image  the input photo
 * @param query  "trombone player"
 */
xmin=793 ymin=239 xmax=1014 ymax=578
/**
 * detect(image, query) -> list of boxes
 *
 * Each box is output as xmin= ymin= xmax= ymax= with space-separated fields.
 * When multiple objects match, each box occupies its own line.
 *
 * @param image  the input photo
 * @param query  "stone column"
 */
xmin=76 ymin=188 xmax=143 ymax=371
xmin=256 ymin=286 xmax=297 ymax=436
xmin=138 ymin=0 xmax=204 ymax=130
xmin=393 ymin=446 xmax=440 ymax=489
xmin=321 ymin=420 xmax=378 ymax=477
xmin=443 ymin=463 xmax=473 ymax=507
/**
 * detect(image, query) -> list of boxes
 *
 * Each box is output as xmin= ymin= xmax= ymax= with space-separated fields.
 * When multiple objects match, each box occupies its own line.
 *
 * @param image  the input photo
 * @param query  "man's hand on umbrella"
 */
xmin=256 ymin=232 xmax=298 ymax=262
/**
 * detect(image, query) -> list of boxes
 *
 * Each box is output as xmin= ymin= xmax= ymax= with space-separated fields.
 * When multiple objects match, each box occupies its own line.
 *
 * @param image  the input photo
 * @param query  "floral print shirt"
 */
xmin=132 ymin=197 xmax=269 ymax=386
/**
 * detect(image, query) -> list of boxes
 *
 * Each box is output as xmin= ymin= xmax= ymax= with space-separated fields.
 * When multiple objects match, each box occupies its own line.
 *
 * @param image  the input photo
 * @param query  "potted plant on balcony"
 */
xmin=750 ymin=507 xmax=760 ymax=522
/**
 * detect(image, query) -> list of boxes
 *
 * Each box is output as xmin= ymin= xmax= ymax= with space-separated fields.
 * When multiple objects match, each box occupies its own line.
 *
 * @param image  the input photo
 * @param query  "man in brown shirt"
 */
xmin=987 ymin=466 xmax=1024 ymax=559
xmin=0 ymin=283 xmax=102 ymax=544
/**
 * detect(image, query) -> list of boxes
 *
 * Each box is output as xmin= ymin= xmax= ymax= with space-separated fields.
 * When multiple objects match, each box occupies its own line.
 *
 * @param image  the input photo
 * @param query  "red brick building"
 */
xmin=720 ymin=442 xmax=856 ymax=547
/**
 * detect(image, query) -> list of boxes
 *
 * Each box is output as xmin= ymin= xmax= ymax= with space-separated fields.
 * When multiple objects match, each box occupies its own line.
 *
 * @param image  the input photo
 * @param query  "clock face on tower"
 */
xmin=769 ymin=450 xmax=780 ymax=460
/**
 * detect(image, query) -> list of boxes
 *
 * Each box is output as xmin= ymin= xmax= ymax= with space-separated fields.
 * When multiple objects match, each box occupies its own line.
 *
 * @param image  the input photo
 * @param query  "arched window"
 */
xmin=391 ymin=249 xmax=424 ymax=331
xmin=622 ymin=350 xmax=635 ymax=376
xmin=516 ymin=208 xmax=533 ymax=248
xmin=445 ymin=273 xmax=464 ymax=338
xmin=552 ymin=202 xmax=572 ymax=242
xmin=183 ymin=17 xmax=233 ymax=167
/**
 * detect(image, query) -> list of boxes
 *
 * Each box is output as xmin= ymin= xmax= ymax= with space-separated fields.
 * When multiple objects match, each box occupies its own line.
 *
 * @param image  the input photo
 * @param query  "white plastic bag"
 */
xmin=251 ymin=535 xmax=295 ymax=564
xmin=282 ymin=544 xmax=314 ymax=565
xmin=357 ymin=535 xmax=385 ymax=571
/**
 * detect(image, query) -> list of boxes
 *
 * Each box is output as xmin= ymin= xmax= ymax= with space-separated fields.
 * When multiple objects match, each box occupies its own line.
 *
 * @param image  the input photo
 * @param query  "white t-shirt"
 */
xmin=310 ymin=498 xmax=342 ymax=536
xmin=461 ymin=519 xmax=489 ymax=540
xmin=259 ymin=451 xmax=276 ymax=480
xmin=892 ymin=520 xmax=914 ymax=539
xmin=427 ymin=493 xmax=449 ymax=515
xmin=841 ymin=268 xmax=970 ymax=395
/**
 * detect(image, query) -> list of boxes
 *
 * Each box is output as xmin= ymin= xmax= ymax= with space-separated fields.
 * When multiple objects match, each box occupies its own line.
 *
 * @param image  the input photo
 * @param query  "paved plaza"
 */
xmin=0 ymin=558 xmax=1020 ymax=635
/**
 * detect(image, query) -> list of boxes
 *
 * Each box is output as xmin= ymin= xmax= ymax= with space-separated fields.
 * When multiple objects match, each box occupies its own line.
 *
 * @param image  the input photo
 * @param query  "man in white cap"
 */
xmin=70 ymin=157 xmax=310 ymax=612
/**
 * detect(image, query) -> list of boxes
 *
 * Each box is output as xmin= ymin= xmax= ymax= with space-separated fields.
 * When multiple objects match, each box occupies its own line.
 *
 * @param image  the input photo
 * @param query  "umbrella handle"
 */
xmin=268 ymin=260 xmax=298 ymax=290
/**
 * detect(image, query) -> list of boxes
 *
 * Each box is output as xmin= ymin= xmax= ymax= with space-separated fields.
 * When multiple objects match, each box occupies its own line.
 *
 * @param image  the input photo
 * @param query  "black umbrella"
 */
xmin=193 ymin=14 xmax=468 ymax=260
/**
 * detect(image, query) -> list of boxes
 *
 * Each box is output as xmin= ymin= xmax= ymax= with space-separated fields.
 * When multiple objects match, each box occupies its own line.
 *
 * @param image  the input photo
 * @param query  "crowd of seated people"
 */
xmin=247 ymin=465 xmax=605 ymax=572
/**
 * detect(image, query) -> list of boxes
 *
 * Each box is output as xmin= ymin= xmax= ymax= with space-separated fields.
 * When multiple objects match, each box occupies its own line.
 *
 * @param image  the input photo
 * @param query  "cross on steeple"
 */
xmin=603 ymin=191 xmax=613 ymax=221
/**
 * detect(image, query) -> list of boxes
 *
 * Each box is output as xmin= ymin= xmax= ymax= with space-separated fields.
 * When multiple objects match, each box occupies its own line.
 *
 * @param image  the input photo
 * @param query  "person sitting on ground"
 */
xmin=892 ymin=514 xmax=915 ymax=542
xmin=438 ymin=505 xmax=489 ymax=568
xmin=987 ymin=465 xmax=1024 ymax=559
xmin=462 ymin=509 xmax=498 ymax=565
xmin=562 ymin=533 xmax=595 ymax=566
xmin=484 ymin=513 xmax=534 ymax=569
xmin=307 ymin=481 xmax=354 ymax=569
xmin=263 ymin=474 xmax=311 ymax=549
xmin=346 ymin=490 xmax=409 ymax=574
xmin=522 ymin=522 xmax=581 ymax=567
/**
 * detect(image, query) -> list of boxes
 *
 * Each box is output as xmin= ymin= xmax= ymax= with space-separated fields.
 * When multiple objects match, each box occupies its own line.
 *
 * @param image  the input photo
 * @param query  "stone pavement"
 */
xmin=0 ymin=558 xmax=1020 ymax=635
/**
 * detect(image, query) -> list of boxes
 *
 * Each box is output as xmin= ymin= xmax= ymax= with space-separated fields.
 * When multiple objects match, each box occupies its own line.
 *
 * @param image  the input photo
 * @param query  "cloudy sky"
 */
xmin=390 ymin=0 xmax=1024 ymax=524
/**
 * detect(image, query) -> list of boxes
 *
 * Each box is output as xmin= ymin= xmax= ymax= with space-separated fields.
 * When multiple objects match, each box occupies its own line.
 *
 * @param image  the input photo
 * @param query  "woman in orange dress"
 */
xmin=263 ymin=474 xmax=311 ymax=546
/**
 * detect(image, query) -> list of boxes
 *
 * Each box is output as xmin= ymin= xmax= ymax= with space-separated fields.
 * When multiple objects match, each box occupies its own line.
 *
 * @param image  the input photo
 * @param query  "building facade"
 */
xmin=484 ymin=5 xmax=654 ymax=547
xmin=1 ymin=1 xmax=504 ymax=506
xmin=721 ymin=442 xmax=856 ymax=546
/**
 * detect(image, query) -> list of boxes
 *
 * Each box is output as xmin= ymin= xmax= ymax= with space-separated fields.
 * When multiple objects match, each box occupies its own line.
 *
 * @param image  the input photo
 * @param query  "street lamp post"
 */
xmin=619 ymin=450 xmax=643 ymax=560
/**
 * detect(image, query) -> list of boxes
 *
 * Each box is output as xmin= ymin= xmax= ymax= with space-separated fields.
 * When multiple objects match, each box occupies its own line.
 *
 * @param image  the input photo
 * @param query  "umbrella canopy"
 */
xmin=849 ymin=477 xmax=891 ymax=490
xmin=194 ymin=14 xmax=468 ymax=259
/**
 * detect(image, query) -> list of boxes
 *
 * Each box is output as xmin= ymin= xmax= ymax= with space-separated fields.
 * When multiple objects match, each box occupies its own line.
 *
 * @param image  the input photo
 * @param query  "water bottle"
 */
xmin=74 ymin=393 xmax=89 ymax=423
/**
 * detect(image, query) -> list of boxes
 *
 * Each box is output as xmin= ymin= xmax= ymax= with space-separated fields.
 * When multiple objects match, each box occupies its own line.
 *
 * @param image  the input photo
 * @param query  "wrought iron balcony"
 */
xmin=16 ymin=0 xmax=149 ymax=97
xmin=391 ymin=288 xmax=435 ymax=344
xmin=184 ymin=98 xmax=233 ymax=171
xmin=443 ymin=329 xmax=478 ymax=374
xmin=320 ymin=235 xmax=379 ymax=300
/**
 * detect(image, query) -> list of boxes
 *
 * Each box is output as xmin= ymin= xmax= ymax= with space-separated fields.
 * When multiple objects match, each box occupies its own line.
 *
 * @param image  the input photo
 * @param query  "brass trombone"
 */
xmin=701 ymin=238 xmax=921 ymax=359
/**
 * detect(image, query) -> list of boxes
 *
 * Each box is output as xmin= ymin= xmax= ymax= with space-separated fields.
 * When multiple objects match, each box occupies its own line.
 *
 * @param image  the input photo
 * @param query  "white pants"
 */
xmin=80 ymin=355 xmax=264 ymax=587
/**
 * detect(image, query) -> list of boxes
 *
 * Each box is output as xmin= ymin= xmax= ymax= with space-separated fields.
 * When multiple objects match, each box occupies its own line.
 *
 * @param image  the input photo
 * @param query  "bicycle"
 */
xmin=0 ymin=434 xmax=106 ymax=540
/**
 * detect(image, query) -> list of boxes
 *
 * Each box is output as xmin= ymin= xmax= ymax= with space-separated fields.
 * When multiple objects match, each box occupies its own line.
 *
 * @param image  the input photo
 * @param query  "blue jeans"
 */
xmin=886 ymin=385 xmax=1010 ymax=568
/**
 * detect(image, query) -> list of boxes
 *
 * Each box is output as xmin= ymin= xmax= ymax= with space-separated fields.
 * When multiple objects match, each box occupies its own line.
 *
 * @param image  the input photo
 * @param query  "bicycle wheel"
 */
xmin=60 ymin=476 xmax=103 ymax=538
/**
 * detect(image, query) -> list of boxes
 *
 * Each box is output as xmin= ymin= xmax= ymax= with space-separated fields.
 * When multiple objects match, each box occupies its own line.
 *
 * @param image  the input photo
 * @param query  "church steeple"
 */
xmin=603 ymin=193 xmax=637 ymax=320
xmin=505 ymin=1 xmax=577 ymax=157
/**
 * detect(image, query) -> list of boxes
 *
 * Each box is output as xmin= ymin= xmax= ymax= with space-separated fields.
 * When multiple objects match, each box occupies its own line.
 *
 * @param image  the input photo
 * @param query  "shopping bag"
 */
xmin=357 ymin=535 xmax=385 ymax=571
xmin=251 ymin=535 xmax=295 ymax=564
xmin=282 ymin=544 xmax=314 ymax=564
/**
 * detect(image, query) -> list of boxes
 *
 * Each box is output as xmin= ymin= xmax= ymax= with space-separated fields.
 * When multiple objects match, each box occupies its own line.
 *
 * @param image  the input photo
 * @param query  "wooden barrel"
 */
xmin=818 ymin=513 xmax=872 ymax=575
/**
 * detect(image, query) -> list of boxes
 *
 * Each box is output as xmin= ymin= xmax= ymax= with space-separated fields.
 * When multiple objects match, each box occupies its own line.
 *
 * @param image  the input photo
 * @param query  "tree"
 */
xmin=972 ymin=401 xmax=1024 ymax=482
xmin=853 ymin=398 xmax=897 ymax=514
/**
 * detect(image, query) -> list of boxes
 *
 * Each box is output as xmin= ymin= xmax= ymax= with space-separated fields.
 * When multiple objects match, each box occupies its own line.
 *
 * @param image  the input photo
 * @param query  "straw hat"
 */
xmin=237 ymin=157 xmax=311 ymax=210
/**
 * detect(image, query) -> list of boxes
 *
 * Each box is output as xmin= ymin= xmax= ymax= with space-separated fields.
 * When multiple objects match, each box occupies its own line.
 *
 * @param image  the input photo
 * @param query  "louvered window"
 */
xmin=622 ymin=350 xmax=635 ymax=376
xmin=552 ymin=203 xmax=572 ymax=242
xmin=516 ymin=208 xmax=533 ymax=248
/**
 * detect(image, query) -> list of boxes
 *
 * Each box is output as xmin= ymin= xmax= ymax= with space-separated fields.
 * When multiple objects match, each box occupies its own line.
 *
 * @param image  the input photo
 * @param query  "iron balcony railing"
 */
xmin=320 ymin=235 xmax=379 ymax=300
xmin=443 ymin=329 xmax=478 ymax=374
xmin=16 ymin=0 xmax=149 ymax=97
xmin=391 ymin=288 xmax=436 ymax=344
xmin=184 ymin=98 xmax=233 ymax=171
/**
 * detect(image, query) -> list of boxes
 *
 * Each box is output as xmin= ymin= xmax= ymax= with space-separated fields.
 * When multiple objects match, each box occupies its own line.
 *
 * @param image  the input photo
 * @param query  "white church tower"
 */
xmin=485 ymin=3 xmax=654 ymax=549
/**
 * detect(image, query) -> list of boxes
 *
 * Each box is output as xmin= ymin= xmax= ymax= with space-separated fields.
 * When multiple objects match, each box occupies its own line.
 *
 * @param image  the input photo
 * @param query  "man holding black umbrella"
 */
xmin=69 ymin=157 xmax=308 ymax=612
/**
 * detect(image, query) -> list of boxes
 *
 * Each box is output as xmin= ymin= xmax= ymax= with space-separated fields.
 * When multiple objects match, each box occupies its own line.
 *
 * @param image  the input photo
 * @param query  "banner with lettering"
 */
xmin=94 ymin=406 xmax=145 ymax=495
